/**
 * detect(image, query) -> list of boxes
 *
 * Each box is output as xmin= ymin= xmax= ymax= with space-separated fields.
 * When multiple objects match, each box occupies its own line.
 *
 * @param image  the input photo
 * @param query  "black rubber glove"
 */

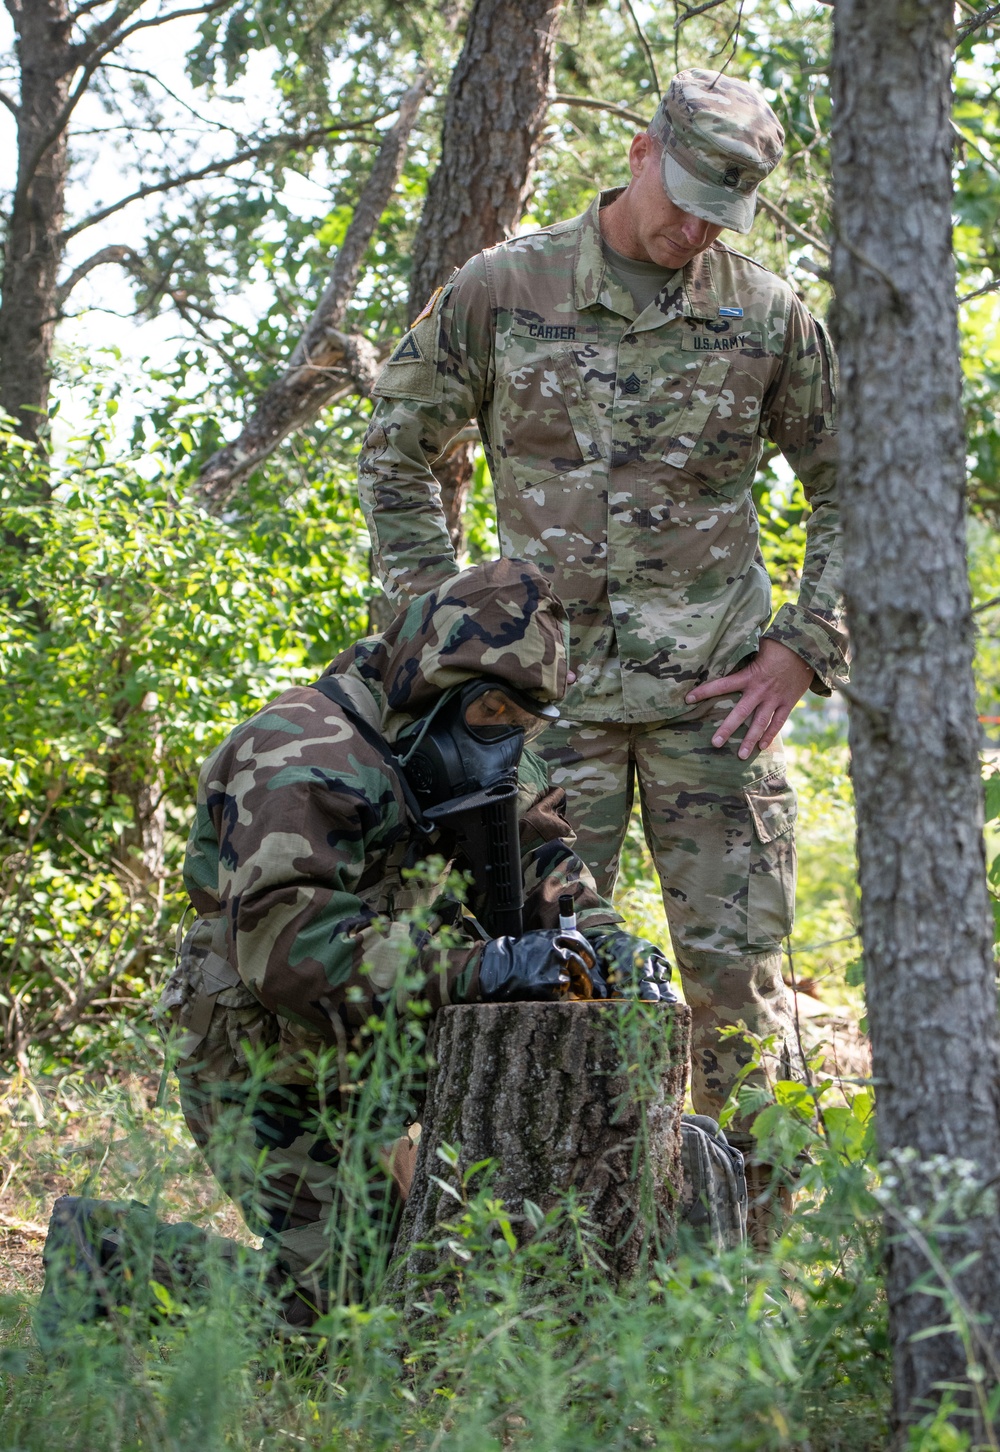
xmin=586 ymin=929 xmax=678 ymax=1003
xmin=478 ymin=930 xmax=599 ymax=1003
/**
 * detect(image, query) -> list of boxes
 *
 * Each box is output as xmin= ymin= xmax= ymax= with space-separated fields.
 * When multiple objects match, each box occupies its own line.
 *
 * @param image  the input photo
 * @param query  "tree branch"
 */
xmin=74 ymin=0 xmax=230 ymax=65
xmin=620 ymin=0 xmax=661 ymax=99
xmin=71 ymin=0 xmax=143 ymax=63
xmin=53 ymin=243 xmax=141 ymax=311
xmin=959 ymin=275 xmax=1000 ymax=304
xmin=674 ymin=0 xmax=730 ymax=27
xmin=289 ymin=75 xmax=429 ymax=359
xmin=0 ymin=86 xmax=18 ymax=118
xmin=99 ymin=59 xmax=217 ymax=124
xmin=60 ymin=116 xmax=387 ymax=241
xmin=70 ymin=0 xmax=121 ymax=19
xmin=757 ymin=194 xmax=830 ymax=254
xmin=16 ymin=0 xmax=229 ymax=208
xmin=194 ymin=73 xmax=430 ymax=510
xmin=956 ymin=3 xmax=1000 ymax=43
xmin=551 ymin=93 xmax=648 ymax=127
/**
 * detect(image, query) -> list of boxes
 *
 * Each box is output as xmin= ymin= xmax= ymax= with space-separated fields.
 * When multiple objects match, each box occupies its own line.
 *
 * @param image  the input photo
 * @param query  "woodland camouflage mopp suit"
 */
xmin=152 ymin=559 xmax=672 ymax=1323
xmin=357 ymin=70 xmax=848 ymax=1151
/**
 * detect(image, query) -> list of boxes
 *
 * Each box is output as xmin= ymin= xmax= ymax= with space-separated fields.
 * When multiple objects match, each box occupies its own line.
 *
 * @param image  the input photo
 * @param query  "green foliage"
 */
xmin=4 ymin=6 xmax=1000 ymax=1441
xmin=0 ymin=1008 xmax=895 ymax=1452
xmin=0 ymin=388 xmax=370 ymax=1063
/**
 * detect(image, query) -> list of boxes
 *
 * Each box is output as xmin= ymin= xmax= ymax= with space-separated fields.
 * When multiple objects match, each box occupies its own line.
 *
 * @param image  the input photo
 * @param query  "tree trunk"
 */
xmin=108 ymin=689 xmax=166 ymax=891
xmin=404 ymin=0 xmax=565 ymax=554
xmin=392 ymin=1000 xmax=690 ymax=1307
xmin=0 ymin=0 xmax=72 ymax=445
xmin=831 ymin=0 xmax=1000 ymax=1433
xmin=407 ymin=0 xmax=565 ymax=315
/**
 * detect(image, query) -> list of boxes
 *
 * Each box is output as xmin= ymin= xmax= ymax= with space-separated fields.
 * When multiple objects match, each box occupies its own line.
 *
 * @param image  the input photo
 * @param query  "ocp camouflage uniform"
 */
xmin=159 ymin=561 xmax=619 ymax=1316
xmin=357 ymin=186 xmax=847 ymax=1136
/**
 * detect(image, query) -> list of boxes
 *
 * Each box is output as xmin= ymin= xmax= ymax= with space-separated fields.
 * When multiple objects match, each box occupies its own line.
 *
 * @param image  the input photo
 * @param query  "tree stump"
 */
xmin=392 ymin=999 xmax=691 ymax=1301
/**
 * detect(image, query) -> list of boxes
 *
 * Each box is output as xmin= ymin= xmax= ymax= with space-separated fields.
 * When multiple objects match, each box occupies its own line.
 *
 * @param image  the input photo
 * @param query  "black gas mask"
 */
xmin=394 ymin=679 xmax=558 ymax=939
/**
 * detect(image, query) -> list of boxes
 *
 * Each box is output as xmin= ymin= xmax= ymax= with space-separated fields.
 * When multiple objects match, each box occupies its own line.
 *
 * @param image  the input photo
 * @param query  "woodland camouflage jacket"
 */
xmin=181 ymin=562 xmax=618 ymax=1052
xmin=359 ymin=190 xmax=847 ymax=724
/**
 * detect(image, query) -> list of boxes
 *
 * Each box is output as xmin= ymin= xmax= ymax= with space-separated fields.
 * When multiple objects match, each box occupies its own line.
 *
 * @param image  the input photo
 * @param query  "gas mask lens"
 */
xmin=463 ymin=687 xmax=549 ymax=743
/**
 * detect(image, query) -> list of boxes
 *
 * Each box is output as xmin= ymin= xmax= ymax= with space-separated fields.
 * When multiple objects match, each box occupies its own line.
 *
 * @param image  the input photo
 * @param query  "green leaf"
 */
xmin=844 ymin=955 xmax=866 ymax=987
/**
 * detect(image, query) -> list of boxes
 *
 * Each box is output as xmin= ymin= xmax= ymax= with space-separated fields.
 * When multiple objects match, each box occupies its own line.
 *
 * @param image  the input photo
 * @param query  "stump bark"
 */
xmin=393 ymin=999 xmax=691 ymax=1300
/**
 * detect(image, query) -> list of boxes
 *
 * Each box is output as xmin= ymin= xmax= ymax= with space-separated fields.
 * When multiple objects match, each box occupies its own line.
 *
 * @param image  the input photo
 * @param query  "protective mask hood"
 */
xmin=395 ymin=679 xmax=555 ymax=811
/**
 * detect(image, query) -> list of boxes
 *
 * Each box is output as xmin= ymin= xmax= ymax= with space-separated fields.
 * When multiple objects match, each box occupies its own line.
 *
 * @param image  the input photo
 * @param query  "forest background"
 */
xmin=1 ymin=0 xmax=1000 ymax=1447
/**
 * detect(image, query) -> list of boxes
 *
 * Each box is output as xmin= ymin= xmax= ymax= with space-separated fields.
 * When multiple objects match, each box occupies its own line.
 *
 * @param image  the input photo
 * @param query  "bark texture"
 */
xmin=407 ymin=0 xmax=565 ymax=316
xmin=0 ymin=0 xmax=73 ymax=443
xmin=402 ymin=0 xmax=565 ymax=553
xmin=831 ymin=0 xmax=1000 ymax=1429
xmin=392 ymin=1000 xmax=690 ymax=1306
xmin=194 ymin=74 xmax=428 ymax=509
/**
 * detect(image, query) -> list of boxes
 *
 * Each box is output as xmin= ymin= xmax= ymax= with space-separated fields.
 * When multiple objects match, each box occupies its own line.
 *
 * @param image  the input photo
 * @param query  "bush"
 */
xmin=0 ymin=401 xmax=370 ymax=1066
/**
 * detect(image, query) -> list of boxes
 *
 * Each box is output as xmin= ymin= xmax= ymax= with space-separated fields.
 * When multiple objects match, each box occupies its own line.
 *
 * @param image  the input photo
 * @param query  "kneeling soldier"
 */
xmin=156 ymin=558 xmax=672 ymax=1324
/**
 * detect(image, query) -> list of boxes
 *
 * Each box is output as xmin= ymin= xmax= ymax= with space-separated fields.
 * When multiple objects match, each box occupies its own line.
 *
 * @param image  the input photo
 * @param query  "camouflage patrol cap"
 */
xmin=648 ymin=69 xmax=784 ymax=233
xmin=376 ymin=560 xmax=569 ymax=743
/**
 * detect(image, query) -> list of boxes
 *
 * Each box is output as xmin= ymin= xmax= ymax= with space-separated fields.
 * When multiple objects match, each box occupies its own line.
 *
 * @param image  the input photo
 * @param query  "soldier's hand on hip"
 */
xmin=684 ymin=639 xmax=815 ymax=759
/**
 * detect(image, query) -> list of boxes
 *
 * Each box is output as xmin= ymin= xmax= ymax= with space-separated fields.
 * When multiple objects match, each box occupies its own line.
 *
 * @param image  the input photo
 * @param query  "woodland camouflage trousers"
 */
xmin=538 ymin=707 xmax=799 ymax=1141
xmin=158 ymin=936 xmax=404 ymax=1322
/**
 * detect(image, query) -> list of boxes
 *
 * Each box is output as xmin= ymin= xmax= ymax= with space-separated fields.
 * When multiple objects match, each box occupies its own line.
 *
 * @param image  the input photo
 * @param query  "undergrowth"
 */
xmin=1 ymin=1038 xmax=892 ymax=1452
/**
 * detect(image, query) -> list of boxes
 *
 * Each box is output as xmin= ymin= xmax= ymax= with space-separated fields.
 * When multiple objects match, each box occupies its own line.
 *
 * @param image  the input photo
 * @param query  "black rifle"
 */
xmin=425 ymin=778 xmax=524 ymax=940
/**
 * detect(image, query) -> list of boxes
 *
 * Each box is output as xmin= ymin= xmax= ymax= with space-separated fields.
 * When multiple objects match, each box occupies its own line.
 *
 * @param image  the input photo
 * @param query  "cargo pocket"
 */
xmin=744 ymin=773 xmax=797 ymax=949
xmin=159 ymin=918 xmax=276 ymax=1077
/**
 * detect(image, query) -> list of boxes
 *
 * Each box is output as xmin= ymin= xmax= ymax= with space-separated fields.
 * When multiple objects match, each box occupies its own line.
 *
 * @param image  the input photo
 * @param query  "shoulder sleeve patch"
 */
xmin=389 ymin=333 xmax=423 ymax=364
xmin=372 ymin=284 xmax=452 ymax=404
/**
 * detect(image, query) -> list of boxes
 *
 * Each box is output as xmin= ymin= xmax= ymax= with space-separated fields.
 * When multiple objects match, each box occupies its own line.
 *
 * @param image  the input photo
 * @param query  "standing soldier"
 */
xmin=357 ymin=71 xmax=846 ymax=1206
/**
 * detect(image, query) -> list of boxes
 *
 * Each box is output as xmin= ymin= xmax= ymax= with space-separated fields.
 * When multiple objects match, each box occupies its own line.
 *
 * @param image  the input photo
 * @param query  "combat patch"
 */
xmin=372 ymin=286 xmax=452 ymax=404
xmin=388 ymin=334 xmax=423 ymax=364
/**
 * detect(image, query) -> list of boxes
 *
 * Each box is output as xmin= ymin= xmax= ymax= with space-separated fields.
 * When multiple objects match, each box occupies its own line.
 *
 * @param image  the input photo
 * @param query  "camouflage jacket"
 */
xmin=181 ymin=564 xmax=618 ymax=1049
xmin=359 ymin=190 xmax=847 ymax=723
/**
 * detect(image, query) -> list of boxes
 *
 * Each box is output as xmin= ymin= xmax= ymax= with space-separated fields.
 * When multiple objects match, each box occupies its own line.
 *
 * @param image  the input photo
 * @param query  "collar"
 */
xmin=574 ymin=189 xmax=630 ymax=314
xmin=682 ymin=247 xmax=721 ymax=322
xmin=573 ymin=187 xmax=722 ymax=323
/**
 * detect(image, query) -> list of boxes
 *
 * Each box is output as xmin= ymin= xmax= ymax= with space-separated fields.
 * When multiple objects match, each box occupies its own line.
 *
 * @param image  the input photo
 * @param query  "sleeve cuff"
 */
xmin=762 ymin=603 xmax=850 ymax=697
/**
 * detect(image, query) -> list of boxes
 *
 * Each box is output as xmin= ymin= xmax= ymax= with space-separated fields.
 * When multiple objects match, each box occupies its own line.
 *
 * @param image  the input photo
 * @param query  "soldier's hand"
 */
xmin=684 ymin=639 xmax=815 ymax=759
xmin=587 ymin=930 xmax=677 ymax=1002
xmin=478 ymin=930 xmax=599 ymax=1003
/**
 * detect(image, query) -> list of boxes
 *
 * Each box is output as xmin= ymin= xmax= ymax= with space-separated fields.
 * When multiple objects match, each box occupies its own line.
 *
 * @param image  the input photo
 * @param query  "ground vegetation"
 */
xmin=2 ymin=0 xmax=1000 ymax=1442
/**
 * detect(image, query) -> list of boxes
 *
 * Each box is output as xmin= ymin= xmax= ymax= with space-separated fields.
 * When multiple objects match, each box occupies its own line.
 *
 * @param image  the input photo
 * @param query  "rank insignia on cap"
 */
xmin=718 ymin=306 xmax=744 ymax=318
xmin=389 ymin=334 xmax=423 ymax=364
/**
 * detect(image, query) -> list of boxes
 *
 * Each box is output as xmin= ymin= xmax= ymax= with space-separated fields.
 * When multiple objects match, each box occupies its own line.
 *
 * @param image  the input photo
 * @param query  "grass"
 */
xmin=0 ymin=1055 xmax=893 ymax=1451
xmin=2 ymin=718 xmax=979 ymax=1452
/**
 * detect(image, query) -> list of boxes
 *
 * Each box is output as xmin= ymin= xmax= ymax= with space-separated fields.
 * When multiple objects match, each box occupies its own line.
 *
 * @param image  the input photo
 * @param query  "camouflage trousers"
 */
xmin=158 ymin=940 xmax=410 ymax=1322
xmin=539 ymin=708 xmax=799 ymax=1142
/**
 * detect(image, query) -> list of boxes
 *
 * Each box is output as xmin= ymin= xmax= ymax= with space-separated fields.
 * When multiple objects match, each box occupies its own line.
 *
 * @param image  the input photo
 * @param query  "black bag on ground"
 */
xmin=679 ymin=1114 xmax=748 ymax=1250
xmin=34 ymin=1195 xmax=261 ymax=1349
